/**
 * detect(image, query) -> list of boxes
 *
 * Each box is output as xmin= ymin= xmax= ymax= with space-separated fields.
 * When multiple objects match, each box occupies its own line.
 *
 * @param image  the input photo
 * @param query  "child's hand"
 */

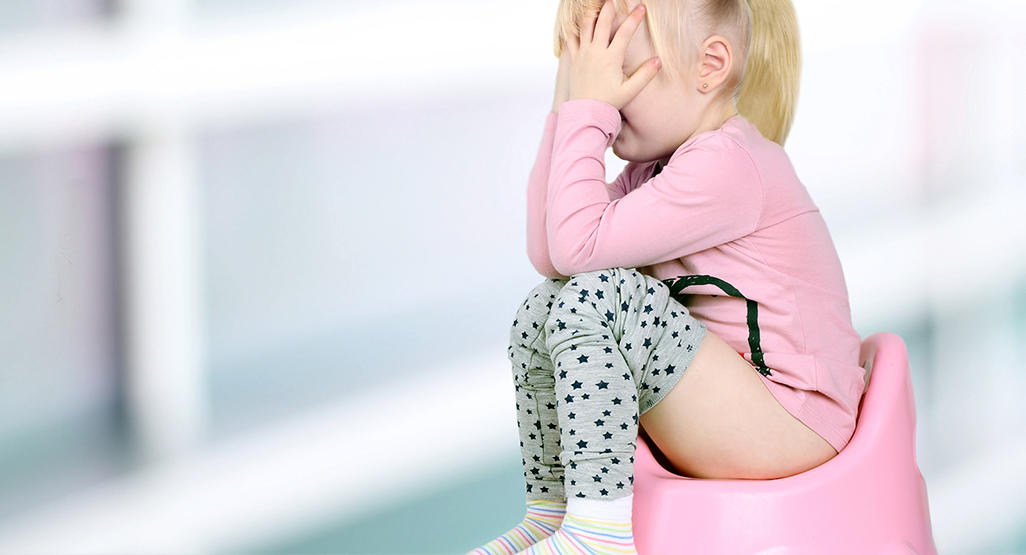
xmin=565 ymin=0 xmax=661 ymax=111
xmin=552 ymin=46 xmax=572 ymax=114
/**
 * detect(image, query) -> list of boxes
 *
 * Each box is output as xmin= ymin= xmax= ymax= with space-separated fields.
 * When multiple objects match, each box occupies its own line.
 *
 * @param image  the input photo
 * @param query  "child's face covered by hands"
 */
xmin=603 ymin=1 xmax=726 ymax=167
xmin=565 ymin=0 xmax=662 ymax=111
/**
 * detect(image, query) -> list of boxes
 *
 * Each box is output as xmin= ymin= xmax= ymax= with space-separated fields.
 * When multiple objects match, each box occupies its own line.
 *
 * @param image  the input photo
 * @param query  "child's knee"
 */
xmin=517 ymin=279 xmax=564 ymax=319
xmin=544 ymin=270 xmax=625 ymax=345
xmin=510 ymin=279 xmax=565 ymax=350
xmin=552 ymin=267 xmax=635 ymax=313
xmin=526 ymin=277 xmax=566 ymax=304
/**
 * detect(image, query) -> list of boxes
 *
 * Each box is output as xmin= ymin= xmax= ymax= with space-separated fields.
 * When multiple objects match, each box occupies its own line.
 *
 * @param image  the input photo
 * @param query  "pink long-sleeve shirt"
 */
xmin=526 ymin=98 xmax=867 ymax=454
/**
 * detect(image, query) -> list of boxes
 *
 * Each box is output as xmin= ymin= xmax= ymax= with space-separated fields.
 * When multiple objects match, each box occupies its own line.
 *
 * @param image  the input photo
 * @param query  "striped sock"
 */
xmin=519 ymin=494 xmax=637 ymax=554
xmin=466 ymin=499 xmax=567 ymax=554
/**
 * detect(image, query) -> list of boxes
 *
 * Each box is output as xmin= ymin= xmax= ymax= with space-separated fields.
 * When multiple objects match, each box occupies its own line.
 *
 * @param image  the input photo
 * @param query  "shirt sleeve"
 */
xmin=546 ymin=98 xmax=763 ymax=276
xmin=526 ymin=110 xmax=641 ymax=279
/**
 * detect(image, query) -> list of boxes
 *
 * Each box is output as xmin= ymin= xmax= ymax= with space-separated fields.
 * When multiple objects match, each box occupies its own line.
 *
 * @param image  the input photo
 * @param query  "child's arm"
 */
xmin=546 ymin=98 xmax=763 ymax=276
xmin=527 ymin=112 xmax=638 ymax=279
xmin=527 ymin=112 xmax=567 ymax=279
xmin=527 ymin=52 xmax=640 ymax=280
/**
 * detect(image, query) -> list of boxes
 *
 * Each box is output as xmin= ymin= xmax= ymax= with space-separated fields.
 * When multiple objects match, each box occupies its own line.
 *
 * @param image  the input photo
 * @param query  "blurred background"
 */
xmin=0 ymin=0 xmax=1023 ymax=553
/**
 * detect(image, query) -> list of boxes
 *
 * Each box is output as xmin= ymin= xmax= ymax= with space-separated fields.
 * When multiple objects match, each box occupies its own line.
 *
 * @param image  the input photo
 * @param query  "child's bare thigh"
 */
xmin=638 ymin=329 xmax=837 ymax=480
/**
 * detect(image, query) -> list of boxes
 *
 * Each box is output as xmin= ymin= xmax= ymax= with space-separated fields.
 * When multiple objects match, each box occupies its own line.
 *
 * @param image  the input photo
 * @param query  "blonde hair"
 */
xmin=553 ymin=0 xmax=801 ymax=146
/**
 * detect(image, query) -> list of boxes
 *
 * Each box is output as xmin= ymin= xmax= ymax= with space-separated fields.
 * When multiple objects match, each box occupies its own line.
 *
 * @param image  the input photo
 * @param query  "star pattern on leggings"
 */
xmin=510 ymin=269 xmax=704 ymax=500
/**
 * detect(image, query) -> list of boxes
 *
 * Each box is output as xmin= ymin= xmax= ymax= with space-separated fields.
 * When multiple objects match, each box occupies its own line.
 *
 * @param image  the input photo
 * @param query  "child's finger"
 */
xmin=624 ymin=56 xmax=661 ymax=99
xmin=566 ymin=31 xmax=579 ymax=59
xmin=579 ymin=3 xmax=600 ymax=45
xmin=593 ymin=0 xmax=616 ymax=47
xmin=610 ymin=2 xmax=646 ymax=53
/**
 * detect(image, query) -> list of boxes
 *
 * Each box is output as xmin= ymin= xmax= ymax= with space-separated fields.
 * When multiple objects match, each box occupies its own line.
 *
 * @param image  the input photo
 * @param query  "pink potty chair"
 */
xmin=632 ymin=332 xmax=938 ymax=554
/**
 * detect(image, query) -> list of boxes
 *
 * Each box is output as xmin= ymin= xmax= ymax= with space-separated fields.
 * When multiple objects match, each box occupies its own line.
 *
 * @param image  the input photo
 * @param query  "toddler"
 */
xmin=469 ymin=0 xmax=866 ymax=553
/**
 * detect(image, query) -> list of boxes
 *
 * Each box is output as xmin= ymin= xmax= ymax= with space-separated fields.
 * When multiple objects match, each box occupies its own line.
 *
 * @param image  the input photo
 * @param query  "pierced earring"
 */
xmin=703 ymin=83 xmax=709 ymax=88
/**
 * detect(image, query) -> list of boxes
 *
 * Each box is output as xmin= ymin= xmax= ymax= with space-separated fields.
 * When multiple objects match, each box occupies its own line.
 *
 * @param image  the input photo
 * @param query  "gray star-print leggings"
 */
xmin=509 ymin=267 xmax=708 ymax=501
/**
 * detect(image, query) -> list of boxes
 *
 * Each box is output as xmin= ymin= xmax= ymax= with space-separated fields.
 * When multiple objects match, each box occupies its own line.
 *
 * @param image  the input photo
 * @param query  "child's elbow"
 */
xmin=548 ymin=250 xmax=581 ymax=278
xmin=528 ymin=251 xmax=569 ymax=280
xmin=547 ymin=238 xmax=587 ymax=276
xmin=551 ymin=246 xmax=609 ymax=278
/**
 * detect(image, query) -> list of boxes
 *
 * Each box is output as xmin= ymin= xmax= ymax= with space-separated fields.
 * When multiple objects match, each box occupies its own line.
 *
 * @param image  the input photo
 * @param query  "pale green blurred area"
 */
xmin=1 ymin=0 xmax=1025 ymax=554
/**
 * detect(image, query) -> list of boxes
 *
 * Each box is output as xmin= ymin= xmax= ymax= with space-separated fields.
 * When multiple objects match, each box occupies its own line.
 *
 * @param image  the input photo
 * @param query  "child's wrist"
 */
xmin=552 ymin=94 xmax=569 ymax=113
